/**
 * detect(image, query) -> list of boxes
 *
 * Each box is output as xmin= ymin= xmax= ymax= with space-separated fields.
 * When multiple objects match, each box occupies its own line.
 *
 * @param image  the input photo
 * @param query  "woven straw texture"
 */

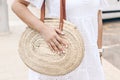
xmin=19 ymin=18 xmax=85 ymax=76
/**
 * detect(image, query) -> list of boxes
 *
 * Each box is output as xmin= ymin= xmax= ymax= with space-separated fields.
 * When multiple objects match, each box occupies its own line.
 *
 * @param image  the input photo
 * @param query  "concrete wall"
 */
xmin=0 ymin=0 xmax=9 ymax=33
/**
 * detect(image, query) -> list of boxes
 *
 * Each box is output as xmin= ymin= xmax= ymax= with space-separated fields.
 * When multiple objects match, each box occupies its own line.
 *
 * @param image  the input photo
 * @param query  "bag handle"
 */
xmin=40 ymin=0 xmax=66 ymax=31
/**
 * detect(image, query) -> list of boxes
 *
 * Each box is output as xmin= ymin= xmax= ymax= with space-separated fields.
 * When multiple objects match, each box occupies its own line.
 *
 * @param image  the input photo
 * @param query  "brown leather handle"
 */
xmin=40 ymin=0 xmax=66 ymax=31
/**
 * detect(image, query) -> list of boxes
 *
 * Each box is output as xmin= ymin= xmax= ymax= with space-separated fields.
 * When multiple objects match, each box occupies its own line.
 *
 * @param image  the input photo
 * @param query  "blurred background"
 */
xmin=0 ymin=0 xmax=120 ymax=80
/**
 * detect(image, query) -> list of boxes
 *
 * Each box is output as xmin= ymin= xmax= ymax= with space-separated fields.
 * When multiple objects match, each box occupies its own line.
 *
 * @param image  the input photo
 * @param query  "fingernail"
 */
xmin=61 ymin=32 xmax=65 ymax=35
xmin=62 ymin=50 xmax=66 ymax=54
xmin=65 ymin=45 xmax=68 ymax=48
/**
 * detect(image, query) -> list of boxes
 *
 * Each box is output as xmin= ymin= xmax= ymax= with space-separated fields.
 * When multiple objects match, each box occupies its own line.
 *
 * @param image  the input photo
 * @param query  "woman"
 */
xmin=11 ymin=0 xmax=108 ymax=80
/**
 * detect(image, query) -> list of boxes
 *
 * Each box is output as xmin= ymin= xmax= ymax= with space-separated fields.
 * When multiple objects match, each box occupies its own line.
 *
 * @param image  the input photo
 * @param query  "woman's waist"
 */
xmin=44 ymin=15 xmax=98 ymax=23
xmin=45 ymin=13 xmax=97 ymax=19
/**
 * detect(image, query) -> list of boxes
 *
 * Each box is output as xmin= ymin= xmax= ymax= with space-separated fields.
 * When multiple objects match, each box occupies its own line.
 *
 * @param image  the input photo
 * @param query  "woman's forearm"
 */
xmin=11 ymin=0 xmax=46 ymax=33
xmin=97 ymin=10 xmax=103 ymax=49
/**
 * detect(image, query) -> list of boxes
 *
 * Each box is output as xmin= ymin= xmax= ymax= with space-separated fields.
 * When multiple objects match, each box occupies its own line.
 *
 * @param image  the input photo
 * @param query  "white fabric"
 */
xmin=25 ymin=0 xmax=108 ymax=80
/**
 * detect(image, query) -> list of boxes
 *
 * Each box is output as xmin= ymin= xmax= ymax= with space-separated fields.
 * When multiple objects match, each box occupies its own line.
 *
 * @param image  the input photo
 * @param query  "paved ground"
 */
xmin=103 ymin=19 xmax=120 ymax=69
xmin=0 ymin=0 xmax=120 ymax=80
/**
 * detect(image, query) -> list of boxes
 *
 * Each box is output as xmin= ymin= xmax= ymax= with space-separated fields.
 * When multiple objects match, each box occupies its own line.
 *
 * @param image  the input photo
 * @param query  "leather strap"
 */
xmin=40 ymin=0 xmax=66 ymax=31
xmin=40 ymin=0 xmax=45 ymax=22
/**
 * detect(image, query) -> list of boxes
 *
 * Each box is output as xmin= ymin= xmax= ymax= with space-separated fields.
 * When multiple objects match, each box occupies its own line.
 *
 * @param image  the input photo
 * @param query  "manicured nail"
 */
xmin=61 ymin=32 xmax=65 ymax=35
xmin=65 ymin=45 xmax=68 ymax=48
xmin=62 ymin=50 xmax=66 ymax=54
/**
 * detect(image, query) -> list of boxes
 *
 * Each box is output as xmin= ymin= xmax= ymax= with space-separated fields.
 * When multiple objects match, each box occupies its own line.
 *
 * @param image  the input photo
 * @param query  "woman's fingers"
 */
xmin=47 ymin=42 xmax=54 ymax=52
xmin=52 ymin=38 xmax=63 ymax=52
xmin=48 ymin=37 xmax=67 ymax=54
xmin=49 ymin=40 xmax=59 ymax=53
xmin=56 ymin=35 xmax=68 ymax=48
xmin=43 ymin=27 xmax=68 ymax=54
xmin=55 ymin=28 xmax=65 ymax=35
xmin=54 ymin=28 xmax=68 ymax=47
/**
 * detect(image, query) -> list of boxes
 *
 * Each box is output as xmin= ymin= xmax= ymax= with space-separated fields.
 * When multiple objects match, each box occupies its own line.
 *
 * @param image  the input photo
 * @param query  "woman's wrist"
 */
xmin=33 ymin=20 xmax=47 ymax=33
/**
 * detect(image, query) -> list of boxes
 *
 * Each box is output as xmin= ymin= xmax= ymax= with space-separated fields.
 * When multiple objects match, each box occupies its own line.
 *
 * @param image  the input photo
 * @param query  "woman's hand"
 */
xmin=11 ymin=0 xmax=68 ymax=54
xmin=40 ymin=26 xmax=68 ymax=54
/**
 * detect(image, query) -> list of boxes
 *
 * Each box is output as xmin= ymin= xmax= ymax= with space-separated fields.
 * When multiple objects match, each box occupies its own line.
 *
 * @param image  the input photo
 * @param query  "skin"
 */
xmin=11 ymin=0 xmax=103 ymax=56
xmin=11 ymin=0 xmax=68 ymax=54
xmin=98 ymin=10 xmax=103 ymax=62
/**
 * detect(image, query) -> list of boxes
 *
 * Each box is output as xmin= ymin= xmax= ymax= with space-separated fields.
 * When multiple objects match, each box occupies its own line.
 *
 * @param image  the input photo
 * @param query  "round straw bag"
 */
xmin=19 ymin=0 xmax=84 ymax=76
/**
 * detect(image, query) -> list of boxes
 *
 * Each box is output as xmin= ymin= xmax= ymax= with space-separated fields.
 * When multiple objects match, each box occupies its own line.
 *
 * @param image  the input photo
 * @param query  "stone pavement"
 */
xmin=103 ymin=19 xmax=120 ymax=69
xmin=0 ymin=0 xmax=120 ymax=80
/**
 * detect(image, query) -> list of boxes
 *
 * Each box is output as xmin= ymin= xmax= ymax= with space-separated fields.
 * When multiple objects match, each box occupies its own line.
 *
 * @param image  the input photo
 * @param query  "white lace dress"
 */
xmin=25 ymin=0 xmax=108 ymax=80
